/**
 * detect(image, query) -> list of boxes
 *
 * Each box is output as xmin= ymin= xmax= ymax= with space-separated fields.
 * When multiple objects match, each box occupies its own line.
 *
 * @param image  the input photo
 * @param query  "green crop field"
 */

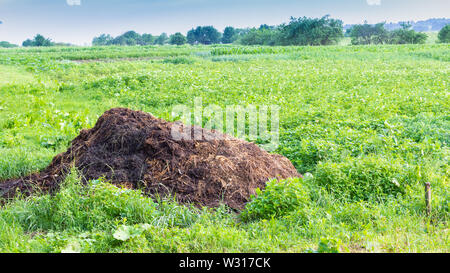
xmin=0 ymin=44 xmax=448 ymax=253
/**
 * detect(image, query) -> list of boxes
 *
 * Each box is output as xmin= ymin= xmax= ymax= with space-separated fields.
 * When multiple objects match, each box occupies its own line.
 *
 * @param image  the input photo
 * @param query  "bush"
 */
xmin=240 ymin=178 xmax=310 ymax=222
xmin=313 ymin=156 xmax=415 ymax=202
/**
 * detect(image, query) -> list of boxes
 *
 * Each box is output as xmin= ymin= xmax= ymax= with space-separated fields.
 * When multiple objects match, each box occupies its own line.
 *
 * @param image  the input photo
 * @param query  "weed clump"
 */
xmin=240 ymin=178 xmax=310 ymax=221
xmin=313 ymin=156 xmax=414 ymax=201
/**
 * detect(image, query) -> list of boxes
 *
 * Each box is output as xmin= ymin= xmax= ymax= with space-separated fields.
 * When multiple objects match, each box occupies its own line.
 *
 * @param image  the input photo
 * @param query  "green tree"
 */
xmin=187 ymin=26 xmax=221 ymax=45
xmin=349 ymin=22 xmax=426 ymax=45
xmin=141 ymin=34 xmax=155 ymax=45
xmin=93 ymin=32 xmax=157 ymax=46
xmin=22 ymin=39 xmax=33 ymax=47
xmin=438 ymin=24 xmax=450 ymax=43
xmin=112 ymin=35 xmax=127 ymax=46
xmin=169 ymin=32 xmax=187 ymax=45
xmin=34 ymin=34 xmax=52 ymax=46
xmin=22 ymin=34 xmax=53 ymax=47
xmin=349 ymin=23 xmax=389 ymax=45
xmin=92 ymin=34 xmax=113 ymax=46
xmin=239 ymin=27 xmax=281 ymax=46
xmin=100 ymin=31 xmax=144 ymax=46
xmin=187 ymin=29 xmax=196 ymax=45
xmin=280 ymin=15 xmax=344 ymax=46
xmin=0 ymin=41 xmax=18 ymax=48
xmin=389 ymin=24 xmax=427 ymax=44
xmin=155 ymin=33 xmax=168 ymax=45
xmin=222 ymin=26 xmax=237 ymax=44
xmin=121 ymin=31 xmax=142 ymax=45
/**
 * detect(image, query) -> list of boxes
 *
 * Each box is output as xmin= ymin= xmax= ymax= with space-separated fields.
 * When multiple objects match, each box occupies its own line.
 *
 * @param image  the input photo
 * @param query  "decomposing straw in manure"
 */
xmin=0 ymin=108 xmax=300 ymax=209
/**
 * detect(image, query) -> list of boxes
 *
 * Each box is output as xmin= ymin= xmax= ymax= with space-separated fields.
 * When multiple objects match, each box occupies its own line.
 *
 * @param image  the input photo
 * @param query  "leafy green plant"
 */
xmin=113 ymin=224 xmax=152 ymax=241
xmin=317 ymin=238 xmax=342 ymax=253
xmin=313 ymin=156 xmax=414 ymax=201
xmin=240 ymin=178 xmax=310 ymax=222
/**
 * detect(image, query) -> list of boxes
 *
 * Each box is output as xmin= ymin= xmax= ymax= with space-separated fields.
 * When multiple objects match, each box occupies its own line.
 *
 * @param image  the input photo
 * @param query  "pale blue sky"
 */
xmin=0 ymin=0 xmax=449 ymax=45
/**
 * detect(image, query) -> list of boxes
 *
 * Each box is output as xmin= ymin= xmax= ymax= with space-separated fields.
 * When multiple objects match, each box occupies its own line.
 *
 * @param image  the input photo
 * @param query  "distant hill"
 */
xmin=345 ymin=18 xmax=450 ymax=32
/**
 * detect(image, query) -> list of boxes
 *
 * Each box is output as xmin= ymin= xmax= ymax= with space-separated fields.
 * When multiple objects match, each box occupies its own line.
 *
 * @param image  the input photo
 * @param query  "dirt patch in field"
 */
xmin=0 ymin=108 xmax=300 ymax=210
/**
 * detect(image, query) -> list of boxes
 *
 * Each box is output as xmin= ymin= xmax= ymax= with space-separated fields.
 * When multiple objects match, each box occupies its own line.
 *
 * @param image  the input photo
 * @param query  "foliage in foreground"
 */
xmin=0 ymin=172 xmax=447 ymax=253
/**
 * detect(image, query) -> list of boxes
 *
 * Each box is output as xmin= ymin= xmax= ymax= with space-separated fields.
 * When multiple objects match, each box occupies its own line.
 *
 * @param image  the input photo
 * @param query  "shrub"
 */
xmin=313 ymin=156 xmax=415 ymax=202
xmin=240 ymin=178 xmax=310 ymax=222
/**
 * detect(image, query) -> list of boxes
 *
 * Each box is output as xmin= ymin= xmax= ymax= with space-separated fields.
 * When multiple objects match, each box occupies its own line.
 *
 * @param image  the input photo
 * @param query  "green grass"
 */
xmin=0 ymin=44 xmax=448 ymax=253
xmin=0 ymin=65 xmax=36 ymax=85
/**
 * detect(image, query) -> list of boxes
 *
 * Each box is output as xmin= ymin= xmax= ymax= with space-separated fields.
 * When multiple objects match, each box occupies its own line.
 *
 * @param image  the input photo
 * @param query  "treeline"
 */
xmin=93 ymin=31 xmax=170 ymax=46
xmin=91 ymin=16 xmax=449 ymax=47
xmin=383 ymin=18 xmax=450 ymax=32
xmin=22 ymin=34 xmax=53 ymax=47
xmin=92 ymin=16 xmax=346 ymax=46
xmin=93 ymin=27 xmax=233 ymax=46
xmin=21 ymin=34 xmax=73 ymax=47
xmin=236 ymin=16 xmax=344 ymax=46
xmin=9 ymin=16 xmax=450 ymax=48
xmin=0 ymin=41 xmax=18 ymax=48
xmin=347 ymin=22 xmax=429 ymax=45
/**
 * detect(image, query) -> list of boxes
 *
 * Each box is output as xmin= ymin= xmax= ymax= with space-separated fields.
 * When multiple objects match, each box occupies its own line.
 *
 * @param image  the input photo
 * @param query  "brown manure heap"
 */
xmin=0 ymin=108 xmax=300 ymax=210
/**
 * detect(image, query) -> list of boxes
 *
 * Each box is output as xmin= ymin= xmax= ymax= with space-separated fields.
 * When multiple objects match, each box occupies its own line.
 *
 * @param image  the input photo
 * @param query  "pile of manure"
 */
xmin=0 ymin=108 xmax=300 ymax=210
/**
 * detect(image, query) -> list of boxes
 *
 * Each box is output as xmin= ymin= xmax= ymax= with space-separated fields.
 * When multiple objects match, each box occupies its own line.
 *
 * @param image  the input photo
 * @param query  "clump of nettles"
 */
xmin=313 ymin=156 xmax=414 ymax=202
xmin=240 ymin=178 xmax=310 ymax=222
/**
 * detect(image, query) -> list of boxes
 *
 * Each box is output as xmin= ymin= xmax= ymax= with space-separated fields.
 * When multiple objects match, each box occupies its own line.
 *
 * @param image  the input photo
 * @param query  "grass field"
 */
xmin=0 ymin=44 xmax=448 ymax=253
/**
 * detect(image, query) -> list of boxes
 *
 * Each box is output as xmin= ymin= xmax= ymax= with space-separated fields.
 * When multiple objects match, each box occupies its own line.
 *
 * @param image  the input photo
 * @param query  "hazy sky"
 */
xmin=0 ymin=0 xmax=449 ymax=45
